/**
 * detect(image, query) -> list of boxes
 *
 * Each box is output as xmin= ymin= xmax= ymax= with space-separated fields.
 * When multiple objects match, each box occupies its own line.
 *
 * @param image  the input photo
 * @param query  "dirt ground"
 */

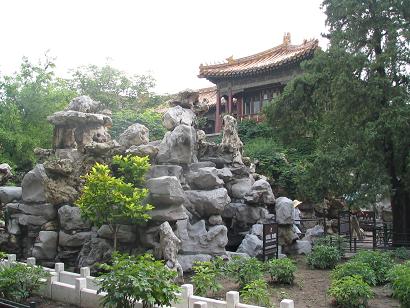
xmin=26 ymin=296 xmax=77 ymax=308
xmin=188 ymin=256 xmax=401 ymax=308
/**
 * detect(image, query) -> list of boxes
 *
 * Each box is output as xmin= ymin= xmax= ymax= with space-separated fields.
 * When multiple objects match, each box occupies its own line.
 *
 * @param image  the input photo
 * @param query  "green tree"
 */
xmin=266 ymin=0 xmax=410 ymax=245
xmin=76 ymin=156 xmax=153 ymax=250
xmin=97 ymin=253 xmax=180 ymax=308
xmin=69 ymin=63 xmax=156 ymax=110
xmin=0 ymin=56 xmax=76 ymax=171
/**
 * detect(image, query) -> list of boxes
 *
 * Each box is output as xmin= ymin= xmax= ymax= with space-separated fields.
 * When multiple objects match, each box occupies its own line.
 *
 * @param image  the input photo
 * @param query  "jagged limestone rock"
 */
xmin=176 ymin=219 xmax=228 ymax=255
xmin=220 ymin=115 xmax=243 ymax=166
xmin=158 ymin=222 xmax=183 ymax=276
xmin=236 ymin=234 xmax=263 ymax=257
xmin=163 ymin=105 xmax=196 ymax=131
xmin=32 ymin=231 xmax=58 ymax=260
xmin=0 ymin=187 xmax=22 ymax=205
xmin=244 ymin=179 xmax=275 ymax=206
xmin=186 ymin=167 xmax=224 ymax=190
xmin=0 ymin=163 xmax=13 ymax=186
xmin=21 ymin=164 xmax=48 ymax=203
xmin=58 ymin=205 xmax=91 ymax=231
xmin=275 ymin=197 xmax=294 ymax=224
xmin=185 ymin=188 xmax=231 ymax=218
xmin=118 ymin=123 xmax=149 ymax=148
xmin=156 ymin=125 xmax=197 ymax=164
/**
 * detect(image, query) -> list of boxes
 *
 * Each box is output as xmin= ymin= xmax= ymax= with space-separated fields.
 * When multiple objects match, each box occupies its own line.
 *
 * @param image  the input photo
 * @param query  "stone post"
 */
xmin=80 ymin=267 xmax=90 ymax=278
xmin=54 ymin=262 xmax=64 ymax=281
xmin=27 ymin=257 xmax=36 ymax=266
xmin=226 ymin=291 xmax=239 ymax=308
xmin=75 ymin=277 xmax=87 ymax=306
xmin=7 ymin=254 xmax=16 ymax=266
xmin=178 ymin=284 xmax=193 ymax=308
xmin=280 ymin=299 xmax=295 ymax=308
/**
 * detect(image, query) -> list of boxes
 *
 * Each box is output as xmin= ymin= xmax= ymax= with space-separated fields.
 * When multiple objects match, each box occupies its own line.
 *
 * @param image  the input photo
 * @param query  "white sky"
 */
xmin=0 ymin=0 xmax=327 ymax=94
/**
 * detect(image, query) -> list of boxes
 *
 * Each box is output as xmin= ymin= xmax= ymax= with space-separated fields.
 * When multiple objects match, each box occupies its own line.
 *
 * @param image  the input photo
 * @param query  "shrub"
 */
xmin=98 ymin=253 xmax=180 ymax=308
xmin=392 ymin=247 xmax=410 ymax=260
xmin=307 ymin=245 xmax=340 ymax=269
xmin=240 ymin=279 xmax=272 ymax=307
xmin=226 ymin=257 xmax=264 ymax=288
xmin=388 ymin=261 xmax=410 ymax=307
xmin=111 ymin=154 xmax=150 ymax=187
xmin=352 ymin=250 xmax=394 ymax=285
xmin=192 ymin=260 xmax=222 ymax=297
xmin=0 ymin=263 xmax=49 ymax=302
xmin=0 ymin=251 xmax=7 ymax=259
xmin=328 ymin=275 xmax=374 ymax=308
xmin=265 ymin=257 xmax=297 ymax=284
xmin=314 ymin=235 xmax=347 ymax=255
xmin=331 ymin=261 xmax=377 ymax=286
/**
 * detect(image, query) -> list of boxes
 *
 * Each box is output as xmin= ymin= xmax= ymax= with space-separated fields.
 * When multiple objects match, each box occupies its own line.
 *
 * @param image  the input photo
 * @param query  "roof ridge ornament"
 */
xmin=226 ymin=55 xmax=235 ymax=64
xmin=283 ymin=32 xmax=291 ymax=45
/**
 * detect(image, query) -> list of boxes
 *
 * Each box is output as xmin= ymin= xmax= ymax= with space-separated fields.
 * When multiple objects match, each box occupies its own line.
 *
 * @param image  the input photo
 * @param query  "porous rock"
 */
xmin=163 ymin=105 xmax=196 ymax=130
xmin=244 ymin=179 xmax=275 ymax=205
xmin=32 ymin=231 xmax=58 ymax=260
xmin=118 ymin=123 xmax=149 ymax=148
xmin=185 ymin=188 xmax=231 ymax=217
xmin=275 ymin=197 xmax=294 ymax=225
xmin=58 ymin=205 xmax=91 ymax=231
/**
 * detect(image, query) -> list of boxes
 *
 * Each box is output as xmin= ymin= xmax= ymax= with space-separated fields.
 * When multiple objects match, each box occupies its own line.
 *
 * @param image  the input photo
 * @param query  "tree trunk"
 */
xmin=391 ymin=185 xmax=410 ymax=247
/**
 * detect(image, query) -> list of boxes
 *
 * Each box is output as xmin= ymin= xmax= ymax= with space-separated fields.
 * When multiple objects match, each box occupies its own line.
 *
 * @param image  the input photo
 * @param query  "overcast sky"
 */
xmin=0 ymin=0 xmax=327 ymax=94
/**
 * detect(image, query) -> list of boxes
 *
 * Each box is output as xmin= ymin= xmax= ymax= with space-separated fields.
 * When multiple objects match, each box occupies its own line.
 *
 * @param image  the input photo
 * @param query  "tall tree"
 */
xmin=0 ymin=56 xmax=75 ymax=171
xmin=266 ymin=0 xmax=410 ymax=245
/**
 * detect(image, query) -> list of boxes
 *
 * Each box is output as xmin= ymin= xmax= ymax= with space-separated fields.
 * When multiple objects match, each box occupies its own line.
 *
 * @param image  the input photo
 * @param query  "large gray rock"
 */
xmin=59 ymin=231 xmax=92 ymax=247
xmin=244 ymin=180 xmax=275 ymax=206
xmin=176 ymin=219 xmax=228 ymax=255
xmin=148 ymin=205 xmax=188 ymax=222
xmin=185 ymin=188 xmax=231 ymax=217
xmin=6 ymin=203 xmax=56 ymax=221
xmin=177 ymin=254 xmax=212 ymax=272
xmin=32 ymin=231 xmax=58 ymax=260
xmin=209 ymin=215 xmax=224 ymax=226
xmin=188 ymin=162 xmax=216 ymax=172
xmin=158 ymin=222 xmax=182 ymax=275
xmin=187 ymin=167 xmax=224 ymax=190
xmin=0 ymin=163 xmax=13 ymax=185
xmin=148 ymin=165 xmax=183 ymax=182
xmin=222 ymin=203 xmax=270 ymax=225
xmin=156 ymin=125 xmax=197 ymax=164
xmin=78 ymin=237 xmax=113 ymax=271
xmin=236 ymin=234 xmax=263 ymax=257
xmin=21 ymin=164 xmax=48 ymax=203
xmin=65 ymin=95 xmax=101 ymax=113
xmin=287 ymin=240 xmax=312 ymax=255
xmin=119 ymin=123 xmax=149 ymax=148
xmin=216 ymin=168 xmax=233 ymax=182
xmin=250 ymin=224 xmax=263 ymax=239
xmin=146 ymin=176 xmax=185 ymax=207
xmin=97 ymin=224 xmax=136 ymax=243
xmin=228 ymin=177 xmax=254 ymax=199
xmin=58 ymin=205 xmax=91 ymax=231
xmin=0 ymin=187 xmax=22 ymax=205
xmin=163 ymin=105 xmax=196 ymax=130
xmin=11 ymin=214 xmax=47 ymax=226
xmin=126 ymin=144 xmax=159 ymax=160
xmin=275 ymin=197 xmax=294 ymax=224
xmin=303 ymin=225 xmax=324 ymax=242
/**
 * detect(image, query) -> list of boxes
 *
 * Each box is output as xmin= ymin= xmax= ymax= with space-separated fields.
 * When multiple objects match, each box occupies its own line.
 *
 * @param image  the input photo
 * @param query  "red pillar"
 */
xmin=228 ymin=90 xmax=233 ymax=114
xmin=215 ymin=91 xmax=221 ymax=133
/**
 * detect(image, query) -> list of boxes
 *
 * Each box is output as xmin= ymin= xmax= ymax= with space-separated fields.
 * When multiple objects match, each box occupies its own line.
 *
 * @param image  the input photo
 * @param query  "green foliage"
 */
xmin=191 ymin=260 xmax=223 ymax=297
xmin=112 ymin=154 xmax=150 ymax=187
xmin=76 ymin=157 xmax=153 ymax=250
xmin=388 ymin=261 xmax=410 ymax=307
xmin=0 ymin=56 xmax=76 ymax=171
xmin=0 ymin=251 xmax=6 ymax=259
xmin=331 ymin=261 xmax=377 ymax=286
xmin=0 ymin=263 xmax=49 ymax=302
xmin=69 ymin=63 xmax=156 ymax=111
xmin=238 ymin=120 xmax=274 ymax=142
xmin=265 ymin=257 xmax=296 ymax=284
xmin=328 ymin=275 xmax=374 ymax=308
xmin=110 ymin=109 xmax=166 ymax=140
xmin=240 ymin=279 xmax=272 ymax=308
xmin=225 ymin=257 xmax=264 ymax=289
xmin=97 ymin=253 xmax=180 ymax=308
xmin=314 ymin=235 xmax=347 ymax=256
xmin=392 ymin=247 xmax=410 ymax=260
xmin=307 ymin=245 xmax=340 ymax=269
xmin=264 ymin=0 xmax=410 ymax=232
xmin=352 ymin=250 xmax=394 ymax=285
xmin=194 ymin=116 xmax=208 ymax=131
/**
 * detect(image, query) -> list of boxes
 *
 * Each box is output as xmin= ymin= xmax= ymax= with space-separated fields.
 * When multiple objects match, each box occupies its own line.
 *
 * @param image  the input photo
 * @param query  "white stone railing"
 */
xmin=1 ymin=255 xmax=295 ymax=308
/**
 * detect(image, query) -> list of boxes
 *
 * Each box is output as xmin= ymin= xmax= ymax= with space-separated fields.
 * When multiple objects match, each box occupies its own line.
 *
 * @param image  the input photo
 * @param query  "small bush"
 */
xmin=392 ymin=247 xmax=410 ymax=260
xmin=0 ymin=251 xmax=6 ymax=259
xmin=226 ymin=257 xmax=264 ymax=288
xmin=192 ymin=260 xmax=222 ymax=297
xmin=97 ymin=253 xmax=180 ymax=308
xmin=331 ymin=261 xmax=377 ymax=286
xmin=307 ymin=245 xmax=340 ymax=269
xmin=328 ymin=275 xmax=374 ymax=307
xmin=314 ymin=235 xmax=347 ymax=255
xmin=353 ymin=250 xmax=394 ymax=284
xmin=240 ymin=279 xmax=272 ymax=308
xmin=265 ymin=257 xmax=296 ymax=284
xmin=0 ymin=263 xmax=49 ymax=302
xmin=388 ymin=261 xmax=410 ymax=307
